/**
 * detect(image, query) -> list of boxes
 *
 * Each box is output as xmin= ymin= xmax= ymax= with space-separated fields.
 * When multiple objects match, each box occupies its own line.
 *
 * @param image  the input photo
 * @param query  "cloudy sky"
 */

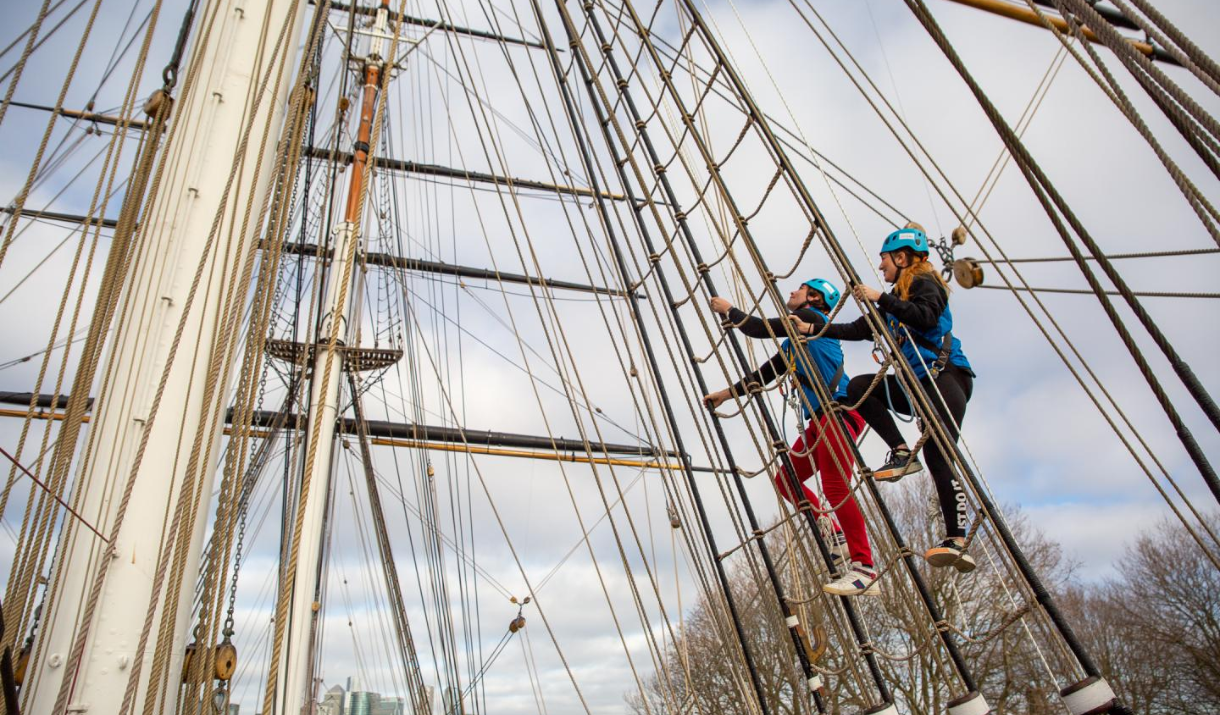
xmin=2 ymin=0 xmax=1219 ymax=712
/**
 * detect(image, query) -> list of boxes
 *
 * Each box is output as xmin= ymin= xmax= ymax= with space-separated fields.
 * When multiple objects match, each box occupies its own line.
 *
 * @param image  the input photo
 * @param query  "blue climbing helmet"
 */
xmin=801 ymin=278 xmax=840 ymax=309
xmin=880 ymin=227 xmax=930 ymax=256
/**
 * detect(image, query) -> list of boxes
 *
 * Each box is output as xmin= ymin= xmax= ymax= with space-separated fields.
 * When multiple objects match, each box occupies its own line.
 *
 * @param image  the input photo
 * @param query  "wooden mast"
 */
xmin=272 ymin=1 xmax=391 ymax=713
xmin=18 ymin=0 xmax=309 ymax=712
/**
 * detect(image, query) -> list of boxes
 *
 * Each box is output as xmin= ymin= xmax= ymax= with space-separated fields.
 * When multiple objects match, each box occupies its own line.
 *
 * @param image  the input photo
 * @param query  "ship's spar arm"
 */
xmin=0 ymin=208 xmax=629 ymax=296
xmin=0 ymin=392 xmax=721 ymax=472
xmin=315 ymin=0 xmax=548 ymax=51
xmin=0 ymin=206 xmax=118 ymax=229
xmin=940 ymin=0 xmax=1181 ymax=65
xmin=275 ymin=240 xmax=636 ymax=297
xmin=3 ymin=100 xmax=151 ymax=130
xmin=303 ymin=146 xmax=640 ymax=203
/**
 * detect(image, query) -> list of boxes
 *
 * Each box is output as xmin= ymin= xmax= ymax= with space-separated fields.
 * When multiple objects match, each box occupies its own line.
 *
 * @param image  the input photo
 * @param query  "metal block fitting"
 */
xmin=1060 ymin=676 xmax=1117 ymax=715
xmin=947 ymin=690 xmax=991 ymax=715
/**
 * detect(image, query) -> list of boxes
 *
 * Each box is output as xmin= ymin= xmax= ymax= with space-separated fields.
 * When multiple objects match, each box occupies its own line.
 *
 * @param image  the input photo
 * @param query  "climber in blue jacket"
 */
xmin=793 ymin=227 xmax=977 ymax=572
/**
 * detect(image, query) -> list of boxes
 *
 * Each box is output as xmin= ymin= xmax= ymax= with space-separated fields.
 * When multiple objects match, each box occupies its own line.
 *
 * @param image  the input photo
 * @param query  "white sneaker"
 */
xmin=822 ymin=563 xmax=880 ymax=597
xmin=817 ymin=516 xmax=849 ymax=570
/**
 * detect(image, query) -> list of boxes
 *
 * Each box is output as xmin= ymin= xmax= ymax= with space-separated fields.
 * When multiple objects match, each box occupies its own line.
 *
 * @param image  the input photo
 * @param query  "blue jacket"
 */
xmin=728 ymin=307 xmax=848 ymax=420
xmin=884 ymin=304 xmax=971 ymax=381
xmin=823 ymin=274 xmax=973 ymax=381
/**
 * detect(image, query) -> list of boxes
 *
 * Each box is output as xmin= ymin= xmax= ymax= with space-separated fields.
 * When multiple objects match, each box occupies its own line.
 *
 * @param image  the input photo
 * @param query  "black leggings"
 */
xmin=847 ymin=365 xmax=974 ymax=538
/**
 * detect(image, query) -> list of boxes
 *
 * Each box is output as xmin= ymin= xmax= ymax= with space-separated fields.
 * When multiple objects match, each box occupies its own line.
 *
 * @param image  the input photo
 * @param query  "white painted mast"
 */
xmin=274 ymin=2 xmax=390 ymax=713
xmin=21 ymin=0 xmax=309 ymax=712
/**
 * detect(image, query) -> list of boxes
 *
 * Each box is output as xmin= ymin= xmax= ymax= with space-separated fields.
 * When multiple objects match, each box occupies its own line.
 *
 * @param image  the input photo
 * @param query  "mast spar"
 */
xmin=19 ymin=0 xmax=310 ymax=712
xmin=269 ymin=1 xmax=398 ymax=712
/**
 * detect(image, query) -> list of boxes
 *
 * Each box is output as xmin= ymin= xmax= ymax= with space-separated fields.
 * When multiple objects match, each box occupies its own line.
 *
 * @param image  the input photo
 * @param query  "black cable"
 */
xmin=87 ymin=2 xmax=152 ymax=105
xmin=161 ymin=0 xmax=203 ymax=89
xmin=975 ymin=284 xmax=1220 ymax=300
xmin=977 ymin=247 xmax=1218 ymax=263
xmin=529 ymin=4 xmax=799 ymax=714
xmin=898 ymin=1 xmax=1197 ymax=702
xmin=903 ymin=0 xmax=1220 ymax=513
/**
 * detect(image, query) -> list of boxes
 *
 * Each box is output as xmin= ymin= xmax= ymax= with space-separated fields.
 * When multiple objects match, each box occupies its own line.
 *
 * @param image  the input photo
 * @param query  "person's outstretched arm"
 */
xmin=726 ymin=306 xmax=826 ymax=339
xmin=729 ymin=351 xmax=787 ymax=396
xmin=817 ymin=314 xmax=872 ymax=342
xmin=704 ymin=350 xmax=787 ymax=409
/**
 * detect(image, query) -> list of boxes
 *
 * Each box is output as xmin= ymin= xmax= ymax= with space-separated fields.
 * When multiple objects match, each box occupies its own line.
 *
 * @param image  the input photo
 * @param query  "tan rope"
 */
xmin=0 ymin=0 xmax=107 ymax=270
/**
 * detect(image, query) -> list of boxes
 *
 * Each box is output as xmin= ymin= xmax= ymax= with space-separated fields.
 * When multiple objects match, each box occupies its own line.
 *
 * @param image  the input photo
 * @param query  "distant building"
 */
xmin=318 ymin=683 xmax=347 ymax=715
xmin=441 ymin=686 xmax=467 ymax=715
xmin=309 ymin=678 xmax=418 ymax=715
xmin=344 ymin=690 xmax=376 ymax=715
xmin=371 ymin=695 xmax=405 ymax=715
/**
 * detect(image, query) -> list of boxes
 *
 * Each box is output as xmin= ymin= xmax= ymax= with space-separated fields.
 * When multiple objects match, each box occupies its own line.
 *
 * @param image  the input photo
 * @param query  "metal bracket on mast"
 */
xmin=314 ymin=0 xmax=548 ymax=51
xmin=265 ymin=339 xmax=402 ymax=373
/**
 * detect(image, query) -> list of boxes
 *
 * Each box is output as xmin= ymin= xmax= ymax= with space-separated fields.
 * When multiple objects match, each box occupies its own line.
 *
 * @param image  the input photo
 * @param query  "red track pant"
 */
xmin=773 ymin=410 xmax=873 ymax=567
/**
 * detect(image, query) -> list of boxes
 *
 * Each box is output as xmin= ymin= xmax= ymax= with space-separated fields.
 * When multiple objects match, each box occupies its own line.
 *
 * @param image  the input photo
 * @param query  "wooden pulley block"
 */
xmin=951 ymin=225 xmax=969 ymax=246
xmin=181 ymin=642 xmax=197 ymax=683
xmin=903 ymin=220 xmax=926 ymax=233
xmin=952 ymin=258 xmax=984 ymax=289
xmin=213 ymin=641 xmax=238 ymax=682
xmin=143 ymin=89 xmax=173 ymax=118
xmin=509 ymin=616 xmax=527 ymax=633
xmin=290 ymin=84 xmax=316 ymax=111
xmin=14 ymin=643 xmax=30 ymax=686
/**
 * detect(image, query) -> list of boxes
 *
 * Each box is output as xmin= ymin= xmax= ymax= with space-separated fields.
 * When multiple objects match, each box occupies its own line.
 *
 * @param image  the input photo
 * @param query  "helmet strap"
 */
xmin=887 ymin=256 xmax=903 ymax=285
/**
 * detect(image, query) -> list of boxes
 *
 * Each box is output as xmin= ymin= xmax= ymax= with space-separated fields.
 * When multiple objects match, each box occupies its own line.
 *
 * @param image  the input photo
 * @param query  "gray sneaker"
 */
xmin=872 ymin=448 xmax=924 ymax=482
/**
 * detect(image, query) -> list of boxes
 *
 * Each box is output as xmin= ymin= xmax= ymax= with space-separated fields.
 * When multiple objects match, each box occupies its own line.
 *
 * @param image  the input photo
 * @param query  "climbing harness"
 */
xmin=882 ymin=368 xmax=917 ymax=424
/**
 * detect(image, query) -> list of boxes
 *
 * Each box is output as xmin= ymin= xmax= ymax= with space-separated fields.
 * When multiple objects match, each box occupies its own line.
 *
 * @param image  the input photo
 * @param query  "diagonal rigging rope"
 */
xmin=771 ymin=0 xmax=1220 ymax=568
xmin=903 ymin=0 xmax=1220 ymax=506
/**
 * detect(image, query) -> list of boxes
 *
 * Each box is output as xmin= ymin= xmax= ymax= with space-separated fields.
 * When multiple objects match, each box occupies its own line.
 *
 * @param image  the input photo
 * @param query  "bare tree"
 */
xmin=1062 ymin=516 xmax=1220 ymax=715
xmin=627 ymin=480 xmax=1072 ymax=714
xmin=626 ymin=562 xmax=815 ymax=715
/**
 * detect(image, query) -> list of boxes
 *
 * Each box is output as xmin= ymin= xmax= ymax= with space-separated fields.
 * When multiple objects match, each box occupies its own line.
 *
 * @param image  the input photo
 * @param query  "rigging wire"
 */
xmin=4 ymin=0 xmax=1215 ymax=707
xmin=417 ymin=4 xmax=678 ymax=702
xmin=86 ymin=1 xmax=155 ymax=106
xmin=904 ymin=0 xmax=1220 ymax=502
xmin=0 ymin=0 xmax=76 ymax=64
xmin=863 ymin=0 xmax=944 ymax=236
xmin=773 ymin=0 xmax=1220 ymax=565
xmin=978 ymin=246 xmax=1220 ymax=263
xmin=976 ymin=284 xmax=1220 ymax=299
xmin=451 ymin=0 xmax=761 ymax=707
